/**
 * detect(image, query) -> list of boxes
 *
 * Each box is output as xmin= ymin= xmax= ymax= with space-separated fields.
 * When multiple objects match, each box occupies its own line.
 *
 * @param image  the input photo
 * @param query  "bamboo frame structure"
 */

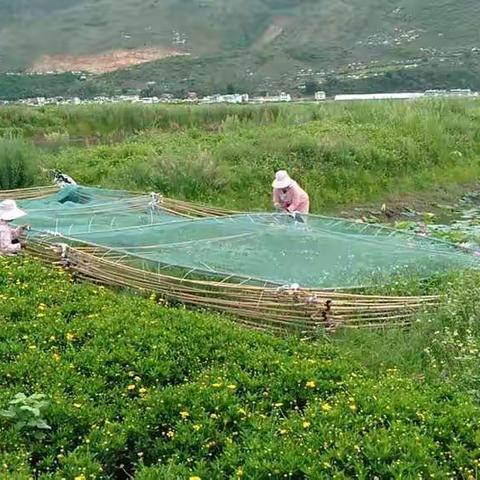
xmin=3 ymin=185 xmax=441 ymax=335
xmin=25 ymin=240 xmax=438 ymax=334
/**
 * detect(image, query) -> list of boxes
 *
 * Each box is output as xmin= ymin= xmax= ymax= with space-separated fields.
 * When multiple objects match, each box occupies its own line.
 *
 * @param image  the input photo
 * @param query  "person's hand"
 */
xmin=19 ymin=224 xmax=30 ymax=231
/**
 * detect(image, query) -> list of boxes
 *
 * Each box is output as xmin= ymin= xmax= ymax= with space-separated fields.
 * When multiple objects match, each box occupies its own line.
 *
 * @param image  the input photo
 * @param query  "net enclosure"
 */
xmin=17 ymin=185 xmax=478 ymax=290
xmin=3 ymin=185 xmax=477 ymax=333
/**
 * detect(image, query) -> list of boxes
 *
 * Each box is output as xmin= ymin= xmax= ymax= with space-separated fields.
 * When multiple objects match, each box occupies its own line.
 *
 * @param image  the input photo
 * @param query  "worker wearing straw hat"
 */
xmin=0 ymin=200 xmax=29 ymax=255
xmin=272 ymin=170 xmax=310 ymax=215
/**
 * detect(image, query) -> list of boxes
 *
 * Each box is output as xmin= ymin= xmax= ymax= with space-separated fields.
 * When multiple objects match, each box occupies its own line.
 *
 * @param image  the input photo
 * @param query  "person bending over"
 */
xmin=0 ymin=200 xmax=29 ymax=255
xmin=272 ymin=170 xmax=310 ymax=215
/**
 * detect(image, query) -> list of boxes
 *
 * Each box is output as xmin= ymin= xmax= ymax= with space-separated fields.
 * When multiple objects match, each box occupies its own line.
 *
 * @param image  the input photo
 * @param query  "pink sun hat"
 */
xmin=0 ymin=199 xmax=27 ymax=221
xmin=272 ymin=170 xmax=294 ymax=189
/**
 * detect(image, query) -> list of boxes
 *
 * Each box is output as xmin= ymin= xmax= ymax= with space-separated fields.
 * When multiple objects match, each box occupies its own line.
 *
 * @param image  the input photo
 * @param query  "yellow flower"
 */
xmin=189 ymin=477 xmax=201 ymax=480
xmin=236 ymin=467 xmax=244 ymax=477
xmin=52 ymin=353 xmax=61 ymax=362
xmin=193 ymin=424 xmax=202 ymax=431
xmin=227 ymin=384 xmax=237 ymax=390
xmin=273 ymin=402 xmax=283 ymax=408
xmin=305 ymin=381 xmax=316 ymax=389
xmin=66 ymin=332 xmax=75 ymax=342
xmin=303 ymin=421 xmax=311 ymax=429
xmin=210 ymin=413 xmax=218 ymax=419
xmin=73 ymin=403 xmax=82 ymax=409
xmin=180 ymin=411 xmax=190 ymax=419
xmin=321 ymin=403 xmax=332 ymax=412
xmin=127 ymin=384 xmax=136 ymax=391
xmin=166 ymin=430 xmax=175 ymax=439
xmin=74 ymin=475 xmax=86 ymax=480
xmin=279 ymin=428 xmax=288 ymax=435
xmin=212 ymin=383 xmax=222 ymax=388
xmin=139 ymin=387 xmax=147 ymax=394
xmin=349 ymin=404 xmax=357 ymax=412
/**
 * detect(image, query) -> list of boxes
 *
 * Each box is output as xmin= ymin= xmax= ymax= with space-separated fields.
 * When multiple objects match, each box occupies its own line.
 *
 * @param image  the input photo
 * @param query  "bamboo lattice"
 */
xmin=2 ymin=185 xmax=441 ymax=334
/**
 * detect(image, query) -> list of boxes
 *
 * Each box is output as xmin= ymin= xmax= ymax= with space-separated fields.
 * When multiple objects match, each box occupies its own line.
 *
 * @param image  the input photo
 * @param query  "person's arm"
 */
xmin=10 ymin=226 xmax=23 ymax=240
xmin=0 ymin=226 xmax=21 ymax=253
xmin=286 ymin=185 xmax=305 ymax=213
xmin=272 ymin=189 xmax=282 ymax=209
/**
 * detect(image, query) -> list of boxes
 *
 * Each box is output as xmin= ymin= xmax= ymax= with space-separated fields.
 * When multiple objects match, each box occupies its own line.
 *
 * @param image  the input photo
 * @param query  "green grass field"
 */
xmin=2 ymin=100 xmax=480 ymax=478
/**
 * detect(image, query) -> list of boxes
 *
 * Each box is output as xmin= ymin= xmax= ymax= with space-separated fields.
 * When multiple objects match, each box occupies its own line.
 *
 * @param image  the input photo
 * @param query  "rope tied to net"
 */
xmin=50 ymin=242 xmax=71 ymax=267
xmin=149 ymin=192 xmax=163 ymax=212
xmin=275 ymin=283 xmax=301 ymax=295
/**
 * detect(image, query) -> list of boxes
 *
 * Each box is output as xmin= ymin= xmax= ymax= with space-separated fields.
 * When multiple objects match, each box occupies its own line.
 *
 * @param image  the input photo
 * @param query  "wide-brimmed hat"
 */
xmin=272 ymin=170 xmax=294 ymax=189
xmin=0 ymin=199 xmax=26 ymax=221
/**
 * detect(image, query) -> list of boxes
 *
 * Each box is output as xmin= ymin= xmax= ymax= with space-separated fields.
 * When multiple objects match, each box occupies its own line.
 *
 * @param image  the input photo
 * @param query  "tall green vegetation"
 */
xmin=0 ymin=138 xmax=36 ymax=189
xmin=10 ymin=99 xmax=477 ymax=211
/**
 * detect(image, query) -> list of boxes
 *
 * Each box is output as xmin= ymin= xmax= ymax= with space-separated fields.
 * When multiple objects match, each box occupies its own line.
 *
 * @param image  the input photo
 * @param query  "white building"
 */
xmin=200 ymin=94 xmax=249 ymax=104
xmin=449 ymin=89 xmax=473 ymax=97
xmin=335 ymin=92 xmax=424 ymax=101
xmin=252 ymin=92 xmax=292 ymax=103
xmin=315 ymin=91 xmax=326 ymax=101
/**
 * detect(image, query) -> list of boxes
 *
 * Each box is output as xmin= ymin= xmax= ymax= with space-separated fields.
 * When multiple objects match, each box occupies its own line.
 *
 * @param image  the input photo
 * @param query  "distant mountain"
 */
xmin=0 ymin=0 xmax=479 ymax=97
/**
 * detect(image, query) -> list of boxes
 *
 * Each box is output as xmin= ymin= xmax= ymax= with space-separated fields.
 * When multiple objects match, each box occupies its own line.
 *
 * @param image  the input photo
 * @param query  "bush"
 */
xmin=0 ymin=138 xmax=36 ymax=189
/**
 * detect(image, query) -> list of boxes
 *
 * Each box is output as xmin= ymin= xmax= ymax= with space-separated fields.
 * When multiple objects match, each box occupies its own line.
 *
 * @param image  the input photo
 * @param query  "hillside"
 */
xmin=0 ymin=0 xmax=479 ymax=97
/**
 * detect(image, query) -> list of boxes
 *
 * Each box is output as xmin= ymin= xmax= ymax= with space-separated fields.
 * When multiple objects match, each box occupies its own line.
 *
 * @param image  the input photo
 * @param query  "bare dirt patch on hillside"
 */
xmin=30 ymin=47 xmax=189 ymax=74
xmin=256 ymin=17 xmax=290 ymax=48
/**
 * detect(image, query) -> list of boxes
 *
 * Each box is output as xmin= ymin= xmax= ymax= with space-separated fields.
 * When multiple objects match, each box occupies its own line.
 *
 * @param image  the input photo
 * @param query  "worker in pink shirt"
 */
xmin=0 ymin=200 xmax=28 ymax=255
xmin=272 ymin=170 xmax=310 ymax=215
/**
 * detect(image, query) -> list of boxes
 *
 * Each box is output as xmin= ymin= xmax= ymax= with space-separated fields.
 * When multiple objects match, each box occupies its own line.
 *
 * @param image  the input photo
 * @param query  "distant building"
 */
xmin=424 ymin=89 xmax=448 ymax=97
xmin=200 ymin=93 xmax=249 ymax=104
xmin=252 ymin=92 xmax=292 ymax=103
xmin=315 ymin=91 xmax=326 ymax=101
xmin=449 ymin=88 xmax=473 ymax=97
xmin=141 ymin=97 xmax=159 ymax=104
xmin=335 ymin=92 xmax=424 ymax=101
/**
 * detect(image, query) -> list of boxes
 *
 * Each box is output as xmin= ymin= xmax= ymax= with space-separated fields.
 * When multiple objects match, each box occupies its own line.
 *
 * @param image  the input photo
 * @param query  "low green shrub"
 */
xmin=0 ymin=393 xmax=51 ymax=440
xmin=1 ymin=257 xmax=480 ymax=478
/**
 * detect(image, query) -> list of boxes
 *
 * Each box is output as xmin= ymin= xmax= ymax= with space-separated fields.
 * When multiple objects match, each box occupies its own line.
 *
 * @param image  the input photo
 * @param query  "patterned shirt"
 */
xmin=0 ymin=221 xmax=21 ymax=255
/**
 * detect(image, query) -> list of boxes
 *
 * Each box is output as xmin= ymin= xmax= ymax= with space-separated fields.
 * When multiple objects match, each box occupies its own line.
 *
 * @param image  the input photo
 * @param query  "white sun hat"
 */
xmin=0 ymin=199 xmax=26 ymax=221
xmin=272 ymin=170 xmax=294 ymax=189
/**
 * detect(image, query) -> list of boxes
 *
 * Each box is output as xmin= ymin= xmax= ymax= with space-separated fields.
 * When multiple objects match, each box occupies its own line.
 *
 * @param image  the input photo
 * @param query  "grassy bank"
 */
xmin=1 ymin=258 xmax=480 ymax=479
xmin=1 ymin=100 xmax=480 ymax=211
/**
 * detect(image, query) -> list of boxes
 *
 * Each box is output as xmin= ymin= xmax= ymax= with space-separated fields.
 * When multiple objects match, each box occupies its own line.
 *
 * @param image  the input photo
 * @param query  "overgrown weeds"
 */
xmin=0 ymin=138 xmax=36 ymax=189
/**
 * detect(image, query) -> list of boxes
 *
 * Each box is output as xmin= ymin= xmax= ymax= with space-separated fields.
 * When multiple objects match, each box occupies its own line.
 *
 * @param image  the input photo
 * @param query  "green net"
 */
xmin=17 ymin=186 xmax=479 ymax=289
